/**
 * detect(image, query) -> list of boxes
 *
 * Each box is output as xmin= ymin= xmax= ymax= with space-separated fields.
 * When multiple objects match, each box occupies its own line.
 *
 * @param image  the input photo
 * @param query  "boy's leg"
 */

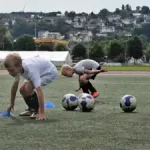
xmin=87 ymin=81 xmax=99 ymax=98
xmin=79 ymin=75 xmax=90 ymax=94
xmin=80 ymin=74 xmax=99 ymax=98
xmin=19 ymin=81 xmax=39 ymax=116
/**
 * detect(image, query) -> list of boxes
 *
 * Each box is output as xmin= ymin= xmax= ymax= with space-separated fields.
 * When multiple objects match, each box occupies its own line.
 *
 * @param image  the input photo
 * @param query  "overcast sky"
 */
xmin=0 ymin=0 xmax=150 ymax=13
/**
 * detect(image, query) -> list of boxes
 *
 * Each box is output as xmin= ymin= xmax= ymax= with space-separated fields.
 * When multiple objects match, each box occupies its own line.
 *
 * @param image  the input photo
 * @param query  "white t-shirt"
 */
xmin=20 ymin=57 xmax=58 ymax=88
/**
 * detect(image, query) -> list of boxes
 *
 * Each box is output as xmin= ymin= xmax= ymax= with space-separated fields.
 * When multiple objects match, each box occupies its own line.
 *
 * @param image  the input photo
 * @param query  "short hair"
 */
xmin=60 ymin=64 xmax=71 ymax=75
xmin=4 ymin=53 xmax=22 ymax=68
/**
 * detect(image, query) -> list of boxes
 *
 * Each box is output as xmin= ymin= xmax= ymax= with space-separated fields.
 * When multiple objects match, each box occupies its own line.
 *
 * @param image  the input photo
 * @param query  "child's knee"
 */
xmin=20 ymin=82 xmax=34 ymax=96
xmin=79 ymin=76 xmax=88 ymax=85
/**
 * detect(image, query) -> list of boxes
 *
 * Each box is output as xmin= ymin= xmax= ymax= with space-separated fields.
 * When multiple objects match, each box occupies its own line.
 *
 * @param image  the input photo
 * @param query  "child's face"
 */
xmin=64 ymin=69 xmax=73 ymax=77
xmin=6 ymin=65 xmax=21 ymax=77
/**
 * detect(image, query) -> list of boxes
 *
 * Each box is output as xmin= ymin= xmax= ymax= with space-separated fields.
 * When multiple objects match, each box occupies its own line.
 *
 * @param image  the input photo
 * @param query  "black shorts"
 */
xmin=90 ymin=66 xmax=101 ymax=80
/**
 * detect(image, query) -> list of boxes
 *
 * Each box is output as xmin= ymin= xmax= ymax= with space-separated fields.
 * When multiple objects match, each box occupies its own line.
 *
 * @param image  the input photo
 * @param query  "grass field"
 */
xmin=1 ymin=65 xmax=150 ymax=71
xmin=0 ymin=74 xmax=150 ymax=150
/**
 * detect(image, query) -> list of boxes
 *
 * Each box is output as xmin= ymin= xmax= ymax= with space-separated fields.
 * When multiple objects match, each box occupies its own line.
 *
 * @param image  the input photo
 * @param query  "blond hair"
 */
xmin=60 ymin=64 xmax=71 ymax=75
xmin=4 ymin=53 xmax=22 ymax=68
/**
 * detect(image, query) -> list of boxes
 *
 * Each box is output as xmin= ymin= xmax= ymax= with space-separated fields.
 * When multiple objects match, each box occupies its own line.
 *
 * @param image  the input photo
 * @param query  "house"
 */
xmin=38 ymin=31 xmax=64 ymax=39
xmin=69 ymin=30 xmax=93 ymax=42
xmin=133 ymin=13 xmax=142 ymax=18
xmin=100 ymin=26 xmax=115 ymax=33
xmin=107 ymin=15 xmax=121 ymax=22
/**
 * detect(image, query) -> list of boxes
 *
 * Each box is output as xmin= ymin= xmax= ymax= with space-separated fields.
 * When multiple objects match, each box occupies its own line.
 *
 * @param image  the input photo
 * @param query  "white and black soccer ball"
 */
xmin=120 ymin=95 xmax=137 ymax=112
xmin=62 ymin=93 xmax=78 ymax=111
xmin=78 ymin=93 xmax=95 ymax=112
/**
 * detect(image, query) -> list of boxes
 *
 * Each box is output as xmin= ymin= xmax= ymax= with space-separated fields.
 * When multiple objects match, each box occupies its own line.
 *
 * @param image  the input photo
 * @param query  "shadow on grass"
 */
xmin=5 ymin=116 xmax=59 ymax=126
xmin=121 ymin=111 xmax=138 ymax=114
xmin=62 ymin=109 xmax=96 ymax=113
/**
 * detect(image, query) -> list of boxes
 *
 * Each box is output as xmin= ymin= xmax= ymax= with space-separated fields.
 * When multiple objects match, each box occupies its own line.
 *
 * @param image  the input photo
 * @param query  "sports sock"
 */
xmin=23 ymin=91 xmax=39 ymax=111
xmin=80 ymin=83 xmax=90 ymax=94
xmin=87 ymin=81 xmax=97 ymax=93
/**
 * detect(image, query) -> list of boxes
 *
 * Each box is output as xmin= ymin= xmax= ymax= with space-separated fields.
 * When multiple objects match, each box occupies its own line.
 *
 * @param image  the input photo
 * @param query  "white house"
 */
xmin=101 ymin=26 xmax=115 ymax=33
xmin=38 ymin=31 xmax=64 ymax=39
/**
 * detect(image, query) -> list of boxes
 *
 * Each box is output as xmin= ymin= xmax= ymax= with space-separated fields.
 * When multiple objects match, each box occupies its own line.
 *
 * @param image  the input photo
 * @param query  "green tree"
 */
xmin=72 ymin=43 xmax=87 ymax=59
xmin=114 ymin=8 xmax=121 ymax=14
xmin=55 ymin=44 xmax=67 ymax=51
xmin=108 ymin=40 xmax=125 ymax=62
xmin=2 ymin=37 xmax=13 ymax=50
xmin=38 ymin=43 xmax=54 ymax=51
xmin=141 ymin=6 xmax=150 ymax=14
xmin=15 ymin=34 xmax=35 ymax=50
xmin=144 ymin=44 xmax=150 ymax=62
xmin=0 ymin=23 xmax=7 ymax=44
xmin=126 ymin=4 xmax=132 ymax=11
xmin=99 ymin=9 xmax=110 ymax=19
xmin=122 ymin=4 xmax=125 ymax=10
xmin=139 ymin=35 xmax=148 ymax=49
xmin=89 ymin=42 xmax=104 ymax=59
xmin=134 ymin=23 xmax=150 ymax=38
xmin=127 ymin=36 xmax=143 ymax=60
xmin=136 ymin=6 xmax=141 ymax=12
xmin=12 ymin=19 xmax=35 ymax=37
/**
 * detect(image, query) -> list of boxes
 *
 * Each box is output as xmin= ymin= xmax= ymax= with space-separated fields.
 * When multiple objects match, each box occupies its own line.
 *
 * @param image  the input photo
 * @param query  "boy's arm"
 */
xmin=8 ymin=75 xmax=20 ymax=111
xmin=35 ymin=86 xmax=45 ymax=120
xmin=84 ymin=68 xmax=108 ymax=74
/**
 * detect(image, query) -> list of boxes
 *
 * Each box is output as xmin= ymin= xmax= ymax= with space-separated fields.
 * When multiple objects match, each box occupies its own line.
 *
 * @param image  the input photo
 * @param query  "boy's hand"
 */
xmin=36 ymin=113 xmax=45 ymax=120
xmin=100 ymin=68 xmax=108 ymax=73
xmin=7 ymin=103 xmax=14 ymax=113
xmin=103 ymin=68 xmax=108 ymax=72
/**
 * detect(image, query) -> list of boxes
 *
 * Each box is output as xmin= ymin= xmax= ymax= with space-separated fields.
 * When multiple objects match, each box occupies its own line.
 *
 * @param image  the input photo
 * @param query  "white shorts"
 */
xmin=24 ymin=72 xmax=58 ymax=87
xmin=40 ymin=73 xmax=57 ymax=86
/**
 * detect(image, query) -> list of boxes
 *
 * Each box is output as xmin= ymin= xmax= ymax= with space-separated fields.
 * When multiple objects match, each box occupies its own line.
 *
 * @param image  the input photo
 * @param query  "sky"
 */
xmin=0 ymin=0 xmax=150 ymax=13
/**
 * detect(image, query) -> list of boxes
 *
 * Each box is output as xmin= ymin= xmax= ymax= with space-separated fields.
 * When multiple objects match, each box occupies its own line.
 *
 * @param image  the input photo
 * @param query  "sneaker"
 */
xmin=19 ymin=109 xmax=33 ymax=116
xmin=30 ymin=111 xmax=38 ymax=119
xmin=92 ymin=92 xmax=99 ymax=98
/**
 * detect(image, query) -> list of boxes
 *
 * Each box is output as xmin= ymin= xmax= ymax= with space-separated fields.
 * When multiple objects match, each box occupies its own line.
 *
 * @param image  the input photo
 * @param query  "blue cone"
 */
xmin=44 ymin=102 xmax=55 ymax=108
xmin=0 ymin=110 xmax=14 ymax=117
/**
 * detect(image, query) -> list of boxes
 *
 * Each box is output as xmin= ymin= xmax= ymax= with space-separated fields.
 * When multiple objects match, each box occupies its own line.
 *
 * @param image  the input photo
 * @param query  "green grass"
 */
xmin=104 ymin=66 xmax=150 ymax=71
xmin=1 ymin=65 xmax=150 ymax=71
xmin=0 ymin=75 xmax=150 ymax=150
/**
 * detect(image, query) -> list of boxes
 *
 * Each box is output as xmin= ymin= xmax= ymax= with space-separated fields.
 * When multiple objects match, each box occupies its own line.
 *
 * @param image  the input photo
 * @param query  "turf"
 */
xmin=0 ymin=75 xmax=150 ymax=150
xmin=104 ymin=66 xmax=150 ymax=71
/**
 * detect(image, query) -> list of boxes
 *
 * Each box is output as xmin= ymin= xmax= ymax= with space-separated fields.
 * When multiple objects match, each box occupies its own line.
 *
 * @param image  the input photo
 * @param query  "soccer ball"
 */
xmin=120 ymin=95 xmax=137 ymax=112
xmin=78 ymin=93 xmax=95 ymax=112
xmin=62 ymin=93 xmax=78 ymax=111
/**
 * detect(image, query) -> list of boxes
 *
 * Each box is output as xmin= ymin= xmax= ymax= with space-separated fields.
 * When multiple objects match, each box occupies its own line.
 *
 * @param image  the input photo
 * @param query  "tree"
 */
xmin=15 ymin=34 xmax=35 ymax=50
xmin=122 ymin=4 xmax=125 ymax=10
xmin=89 ymin=12 xmax=97 ymax=19
xmin=0 ymin=23 xmax=7 ymax=44
xmin=139 ymin=35 xmax=148 ymax=50
xmin=38 ymin=43 xmax=54 ymax=51
xmin=136 ymin=6 xmax=141 ymax=12
xmin=2 ymin=37 xmax=13 ymax=50
xmin=145 ymin=44 xmax=150 ymax=62
xmin=114 ymin=8 xmax=121 ymax=14
xmin=108 ymin=40 xmax=125 ymax=62
xmin=127 ymin=36 xmax=143 ymax=61
xmin=66 ymin=11 xmax=76 ymax=19
xmin=89 ymin=42 xmax=105 ymax=59
xmin=99 ymin=9 xmax=110 ymax=19
xmin=141 ymin=6 xmax=150 ymax=14
xmin=11 ymin=19 xmax=35 ymax=37
xmin=55 ymin=44 xmax=67 ymax=51
xmin=134 ymin=23 xmax=150 ymax=38
xmin=126 ymin=4 xmax=132 ymax=11
xmin=72 ymin=43 xmax=87 ymax=59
